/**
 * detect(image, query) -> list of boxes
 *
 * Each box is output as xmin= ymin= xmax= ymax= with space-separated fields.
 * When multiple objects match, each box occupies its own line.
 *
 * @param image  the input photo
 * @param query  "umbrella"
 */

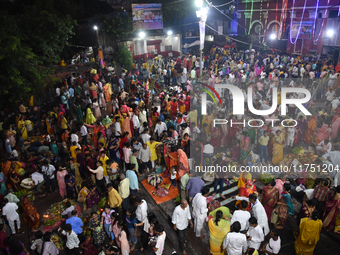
xmin=147 ymin=173 xmax=163 ymax=187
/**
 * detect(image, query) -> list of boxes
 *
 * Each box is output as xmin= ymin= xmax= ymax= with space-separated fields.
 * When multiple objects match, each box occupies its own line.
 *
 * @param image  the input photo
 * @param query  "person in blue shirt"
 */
xmin=66 ymin=210 xmax=84 ymax=243
xmin=159 ymin=109 xmax=165 ymax=123
xmin=126 ymin=208 xmax=138 ymax=250
xmin=126 ymin=164 xmax=139 ymax=198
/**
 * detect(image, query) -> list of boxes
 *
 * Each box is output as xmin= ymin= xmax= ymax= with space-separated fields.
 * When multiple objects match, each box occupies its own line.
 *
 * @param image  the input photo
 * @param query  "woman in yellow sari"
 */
xmin=202 ymin=110 xmax=214 ymax=134
xmin=17 ymin=117 xmax=28 ymax=140
xmin=272 ymin=130 xmax=285 ymax=165
xmin=208 ymin=209 xmax=230 ymax=255
xmin=304 ymin=116 xmax=316 ymax=145
xmin=179 ymin=96 xmax=186 ymax=114
xmin=86 ymin=108 xmax=96 ymax=125
xmin=294 ymin=211 xmax=322 ymax=255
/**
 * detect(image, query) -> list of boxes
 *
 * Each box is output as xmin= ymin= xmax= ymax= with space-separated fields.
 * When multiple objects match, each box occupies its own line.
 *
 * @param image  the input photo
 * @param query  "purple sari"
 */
xmin=86 ymin=190 xmax=100 ymax=208
xmin=295 ymin=119 xmax=307 ymax=144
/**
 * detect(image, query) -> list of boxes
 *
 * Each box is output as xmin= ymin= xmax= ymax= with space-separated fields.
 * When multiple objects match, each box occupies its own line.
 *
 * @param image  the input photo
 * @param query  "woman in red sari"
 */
xmin=323 ymin=186 xmax=340 ymax=231
xmin=210 ymin=126 xmax=220 ymax=148
xmin=22 ymin=197 xmax=40 ymax=231
xmin=237 ymin=179 xmax=257 ymax=211
xmin=184 ymin=94 xmax=191 ymax=114
xmin=119 ymin=132 xmax=129 ymax=157
xmin=171 ymin=99 xmax=178 ymax=119
xmin=226 ymin=116 xmax=238 ymax=145
xmin=260 ymin=180 xmax=279 ymax=220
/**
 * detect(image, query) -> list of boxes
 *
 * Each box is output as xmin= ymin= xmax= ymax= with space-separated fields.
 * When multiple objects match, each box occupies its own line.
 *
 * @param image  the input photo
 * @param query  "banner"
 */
xmin=132 ymin=4 xmax=163 ymax=30
xmin=199 ymin=21 xmax=206 ymax=50
xmin=291 ymin=21 xmax=313 ymax=39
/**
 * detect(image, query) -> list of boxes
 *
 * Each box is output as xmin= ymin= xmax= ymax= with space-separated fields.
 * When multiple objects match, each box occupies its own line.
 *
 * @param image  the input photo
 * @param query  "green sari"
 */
xmin=76 ymin=105 xmax=83 ymax=124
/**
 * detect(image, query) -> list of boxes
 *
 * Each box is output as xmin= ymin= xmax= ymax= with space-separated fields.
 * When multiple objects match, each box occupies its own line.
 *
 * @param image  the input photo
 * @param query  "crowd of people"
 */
xmin=0 ymin=44 xmax=340 ymax=255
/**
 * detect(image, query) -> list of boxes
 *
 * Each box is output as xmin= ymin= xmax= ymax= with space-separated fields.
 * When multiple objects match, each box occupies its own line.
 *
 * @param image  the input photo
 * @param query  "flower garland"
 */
xmin=289 ymin=0 xmax=308 ymax=44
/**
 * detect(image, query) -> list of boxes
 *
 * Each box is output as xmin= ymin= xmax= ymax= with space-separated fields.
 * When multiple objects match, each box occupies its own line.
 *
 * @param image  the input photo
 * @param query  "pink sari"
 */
xmin=57 ymin=170 xmax=68 ymax=197
xmin=331 ymin=118 xmax=340 ymax=140
xmin=315 ymin=124 xmax=330 ymax=144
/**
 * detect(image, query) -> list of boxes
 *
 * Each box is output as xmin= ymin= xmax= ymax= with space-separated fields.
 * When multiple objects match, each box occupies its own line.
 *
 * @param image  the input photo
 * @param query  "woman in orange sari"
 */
xmin=103 ymin=84 xmax=110 ymax=102
xmin=177 ymin=149 xmax=189 ymax=179
xmin=22 ymin=197 xmax=40 ymax=231
xmin=304 ymin=116 xmax=316 ymax=145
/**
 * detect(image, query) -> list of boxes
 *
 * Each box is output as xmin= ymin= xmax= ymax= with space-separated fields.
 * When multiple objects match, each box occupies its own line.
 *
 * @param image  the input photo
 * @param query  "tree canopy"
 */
xmin=0 ymin=0 xmax=114 ymax=108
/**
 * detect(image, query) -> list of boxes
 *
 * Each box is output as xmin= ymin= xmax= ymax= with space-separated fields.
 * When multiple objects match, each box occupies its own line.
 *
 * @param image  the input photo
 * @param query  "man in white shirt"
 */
xmin=61 ymin=201 xmax=75 ymax=218
xmin=154 ymin=119 xmax=167 ymax=140
xmin=286 ymin=124 xmax=295 ymax=147
xmin=230 ymin=200 xmax=251 ymax=232
xmin=222 ymin=221 xmax=247 ymax=255
xmin=316 ymin=139 xmax=332 ymax=156
xmin=331 ymin=96 xmax=339 ymax=114
xmin=140 ymin=129 xmax=151 ymax=144
xmin=192 ymin=187 xmax=209 ymax=238
xmin=132 ymin=109 xmax=140 ymax=139
xmin=138 ymin=143 xmax=152 ymax=177
xmin=135 ymin=196 xmax=149 ymax=237
xmin=247 ymin=217 xmax=264 ymax=250
xmin=41 ymin=160 xmax=56 ymax=195
xmin=70 ymin=133 xmax=80 ymax=147
xmin=154 ymin=225 xmax=166 ymax=255
xmin=203 ymin=142 xmax=214 ymax=167
xmin=236 ymin=194 xmax=270 ymax=235
xmin=326 ymin=88 xmax=335 ymax=105
xmin=2 ymin=198 xmax=20 ymax=234
xmin=4 ymin=189 xmax=19 ymax=205
xmin=59 ymin=224 xmax=80 ymax=254
xmin=262 ymin=229 xmax=281 ymax=255
xmin=172 ymin=199 xmax=193 ymax=255
xmin=87 ymin=161 xmax=105 ymax=194
xmin=80 ymin=122 xmax=88 ymax=145
xmin=30 ymin=171 xmax=45 ymax=194
xmin=191 ymin=122 xmax=201 ymax=141
xmin=114 ymin=116 xmax=122 ymax=137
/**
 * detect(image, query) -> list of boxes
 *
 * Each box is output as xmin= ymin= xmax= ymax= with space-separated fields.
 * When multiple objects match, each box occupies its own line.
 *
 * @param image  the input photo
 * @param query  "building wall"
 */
xmin=235 ymin=0 xmax=340 ymax=55
xmin=124 ymin=34 xmax=182 ymax=59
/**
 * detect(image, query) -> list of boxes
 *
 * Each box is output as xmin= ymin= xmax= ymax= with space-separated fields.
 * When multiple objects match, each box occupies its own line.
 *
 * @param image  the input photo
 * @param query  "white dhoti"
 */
xmin=192 ymin=193 xmax=208 ymax=237
xmin=9 ymin=215 xmax=20 ymax=234
xmin=193 ymin=214 xmax=206 ymax=237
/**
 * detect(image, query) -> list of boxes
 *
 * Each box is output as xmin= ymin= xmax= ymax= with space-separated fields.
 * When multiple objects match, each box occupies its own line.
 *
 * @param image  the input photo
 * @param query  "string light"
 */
xmin=278 ymin=0 xmax=287 ymax=40
xmin=247 ymin=0 xmax=254 ymax=35
xmin=312 ymin=0 xmax=331 ymax=43
xmin=263 ymin=0 xmax=270 ymax=42
xmin=289 ymin=0 xmax=308 ymax=44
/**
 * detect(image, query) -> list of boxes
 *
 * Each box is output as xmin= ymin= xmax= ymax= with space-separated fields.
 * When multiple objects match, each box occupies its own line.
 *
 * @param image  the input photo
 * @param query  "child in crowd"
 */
xmin=170 ymin=166 xmax=177 ymax=187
